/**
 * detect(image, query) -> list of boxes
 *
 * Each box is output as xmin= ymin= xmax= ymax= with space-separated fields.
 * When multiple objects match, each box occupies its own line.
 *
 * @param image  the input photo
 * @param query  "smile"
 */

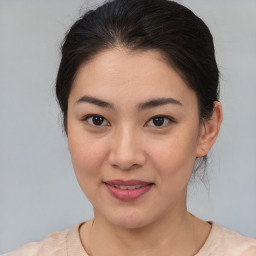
xmin=104 ymin=180 xmax=154 ymax=201
xmin=110 ymin=184 xmax=147 ymax=190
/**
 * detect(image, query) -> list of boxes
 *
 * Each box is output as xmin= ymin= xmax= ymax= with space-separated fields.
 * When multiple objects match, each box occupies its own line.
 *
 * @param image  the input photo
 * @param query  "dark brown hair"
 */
xmin=56 ymin=0 xmax=219 ymax=134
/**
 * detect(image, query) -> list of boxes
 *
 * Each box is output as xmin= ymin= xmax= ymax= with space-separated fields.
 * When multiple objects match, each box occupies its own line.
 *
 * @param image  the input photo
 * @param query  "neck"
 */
xmin=80 ymin=207 xmax=211 ymax=256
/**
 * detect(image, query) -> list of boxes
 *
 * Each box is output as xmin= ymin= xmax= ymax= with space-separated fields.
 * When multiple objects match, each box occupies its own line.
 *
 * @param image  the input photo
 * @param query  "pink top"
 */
xmin=3 ymin=222 xmax=256 ymax=256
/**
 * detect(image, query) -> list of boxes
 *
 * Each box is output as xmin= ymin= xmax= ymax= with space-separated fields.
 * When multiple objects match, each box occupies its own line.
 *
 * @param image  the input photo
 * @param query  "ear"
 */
xmin=196 ymin=101 xmax=223 ymax=157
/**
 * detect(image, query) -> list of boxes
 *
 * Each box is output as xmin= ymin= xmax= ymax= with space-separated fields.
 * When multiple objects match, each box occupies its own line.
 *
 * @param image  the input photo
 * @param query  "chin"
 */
xmin=103 ymin=209 xmax=154 ymax=230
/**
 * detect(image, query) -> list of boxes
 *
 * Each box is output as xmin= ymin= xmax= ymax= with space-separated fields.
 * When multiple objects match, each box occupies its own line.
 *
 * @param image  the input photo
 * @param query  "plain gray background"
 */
xmin=0 ymin=0 xmax=256 ymax=254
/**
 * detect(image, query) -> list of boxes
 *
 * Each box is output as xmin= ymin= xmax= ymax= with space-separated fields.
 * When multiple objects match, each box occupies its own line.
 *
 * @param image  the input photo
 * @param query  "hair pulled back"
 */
xmin=56 ymin=0 xmax=219 ymax=133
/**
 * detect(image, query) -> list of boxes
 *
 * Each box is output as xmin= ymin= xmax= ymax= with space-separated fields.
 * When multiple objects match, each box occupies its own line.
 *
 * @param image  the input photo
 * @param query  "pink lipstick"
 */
xmin=104 ymin=180 xmax=153 ymax=201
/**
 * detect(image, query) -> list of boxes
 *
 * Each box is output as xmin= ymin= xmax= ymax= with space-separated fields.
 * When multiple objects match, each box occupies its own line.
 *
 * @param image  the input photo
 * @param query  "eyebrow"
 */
xmin=138 ymin=97 xmax=182 ymax=110
xmin=76 ymin=95 xmax=114 ymax=109
xmin=76 ymin=95 xmax=182 ymax=110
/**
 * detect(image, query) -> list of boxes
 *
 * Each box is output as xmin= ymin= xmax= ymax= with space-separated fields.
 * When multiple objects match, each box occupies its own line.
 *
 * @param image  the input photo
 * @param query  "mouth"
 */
xmin=104 ymin=180 xmax=154 ymax=201
xmin=108 ymin=184 xmax=147 ymax=190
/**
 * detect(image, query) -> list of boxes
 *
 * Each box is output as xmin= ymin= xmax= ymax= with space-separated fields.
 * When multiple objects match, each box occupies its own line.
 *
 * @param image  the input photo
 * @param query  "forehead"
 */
xmin=74 ymin=47 xmax=171 ymax=84
xmin=70 ymin=47 xmax=197 ymax=107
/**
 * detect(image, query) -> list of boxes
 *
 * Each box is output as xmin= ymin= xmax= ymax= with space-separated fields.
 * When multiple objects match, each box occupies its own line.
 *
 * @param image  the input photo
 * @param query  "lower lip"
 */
xmin=105 ymin=184 xmax=153 ymax=201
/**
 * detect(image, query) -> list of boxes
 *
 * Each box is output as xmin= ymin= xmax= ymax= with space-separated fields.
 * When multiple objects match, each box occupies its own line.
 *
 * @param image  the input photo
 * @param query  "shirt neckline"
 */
xmin=66 ymin=222 xmax=88 ymax=256
xmin=66 ymin=221 xmax=217 ymax=256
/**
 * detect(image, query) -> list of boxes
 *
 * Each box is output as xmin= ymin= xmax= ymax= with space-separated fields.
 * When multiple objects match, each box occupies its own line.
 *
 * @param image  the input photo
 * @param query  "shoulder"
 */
xmin=198 ymin=222 xmax=256 ymax=256
xmin=2 ymin=226 xmax=72 ymax=256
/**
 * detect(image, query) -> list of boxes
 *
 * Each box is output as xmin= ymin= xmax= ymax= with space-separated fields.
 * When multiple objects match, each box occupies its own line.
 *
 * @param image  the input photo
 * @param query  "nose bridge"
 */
xmin=108 ymin=123 xmax=145 ymax=169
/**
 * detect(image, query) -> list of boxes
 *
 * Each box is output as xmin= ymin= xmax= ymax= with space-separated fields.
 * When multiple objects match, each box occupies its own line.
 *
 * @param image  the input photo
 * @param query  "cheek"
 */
xmin=68 ymin=134 xmax=107 ymax=181
xmin=68 ymin=134 xmax=110 ymax=204
xmin=148 ymin=129 xmax=198 ymax=182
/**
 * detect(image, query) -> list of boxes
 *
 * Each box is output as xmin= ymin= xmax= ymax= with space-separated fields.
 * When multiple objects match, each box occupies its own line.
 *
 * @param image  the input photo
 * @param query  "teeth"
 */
xmin=112 ymin=185 xmax=144 ymax=190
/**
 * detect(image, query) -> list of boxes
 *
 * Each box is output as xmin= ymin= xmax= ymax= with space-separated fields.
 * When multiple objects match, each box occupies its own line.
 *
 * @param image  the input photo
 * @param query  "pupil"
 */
xmin=153 ymin=117 xmax=164 ymax=126
xmin=93 ymin=116 xmax=104 ymax=125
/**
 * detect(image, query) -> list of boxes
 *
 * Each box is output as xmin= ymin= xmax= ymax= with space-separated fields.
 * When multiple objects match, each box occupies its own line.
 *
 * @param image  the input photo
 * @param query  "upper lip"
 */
xmin=104 ymin=179 xmax=153 ymax=186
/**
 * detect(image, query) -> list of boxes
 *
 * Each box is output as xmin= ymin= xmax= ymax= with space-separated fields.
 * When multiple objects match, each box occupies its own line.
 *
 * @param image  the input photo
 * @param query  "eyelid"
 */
xmin=81 ymin=114 xmax=175 ymax=128
xmin=82 ymin=114 xmax=110 ymax=126
xmin=145 ymin=115 xmax=175 ymax=128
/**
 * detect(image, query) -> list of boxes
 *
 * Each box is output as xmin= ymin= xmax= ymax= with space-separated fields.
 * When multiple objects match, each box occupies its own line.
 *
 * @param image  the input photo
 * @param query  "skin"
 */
xmin=67 ymin=47 xmax=222 ymax=256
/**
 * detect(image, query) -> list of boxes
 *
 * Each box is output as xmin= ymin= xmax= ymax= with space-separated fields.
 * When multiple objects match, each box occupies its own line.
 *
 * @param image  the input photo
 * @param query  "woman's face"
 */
xmin=67 ymin=48 xmax=204 ymax=228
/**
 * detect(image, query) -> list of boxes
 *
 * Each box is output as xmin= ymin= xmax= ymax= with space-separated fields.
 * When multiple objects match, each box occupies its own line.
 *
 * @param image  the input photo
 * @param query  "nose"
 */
xmin=107 ymin=126 xmax=146 ymax=170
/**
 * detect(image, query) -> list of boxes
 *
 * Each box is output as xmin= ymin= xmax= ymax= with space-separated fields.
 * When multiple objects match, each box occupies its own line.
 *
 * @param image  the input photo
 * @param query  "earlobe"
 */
xmin=196 ymin=101 xmax=223 ymax=158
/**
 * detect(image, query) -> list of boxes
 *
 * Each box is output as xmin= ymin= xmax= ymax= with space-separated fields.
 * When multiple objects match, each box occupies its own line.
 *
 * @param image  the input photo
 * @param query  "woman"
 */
xmin=4 ymin=0 xmax=256 ymax=255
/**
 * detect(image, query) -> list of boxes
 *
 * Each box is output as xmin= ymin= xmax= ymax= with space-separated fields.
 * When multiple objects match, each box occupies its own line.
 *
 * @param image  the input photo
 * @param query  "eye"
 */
xmin=83 ymin=115 xmax=110 ymax=127
xmin=146 ymin=115 xmax=173 ymax=128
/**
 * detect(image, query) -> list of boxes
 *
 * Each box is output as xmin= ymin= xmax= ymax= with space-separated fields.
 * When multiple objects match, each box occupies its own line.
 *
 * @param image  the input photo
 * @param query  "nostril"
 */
xmin=111 ymin=162 xmax=141 ymax=171
xmin=108 ymin=150 xmax=145 ymax=170
xmin=107 ymin=137 xmax=146 ymax=169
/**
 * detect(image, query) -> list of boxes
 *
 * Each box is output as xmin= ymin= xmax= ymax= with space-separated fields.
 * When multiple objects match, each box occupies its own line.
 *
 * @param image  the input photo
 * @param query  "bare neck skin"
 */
xmin=80 ymin=196 xmax=211 ymax=256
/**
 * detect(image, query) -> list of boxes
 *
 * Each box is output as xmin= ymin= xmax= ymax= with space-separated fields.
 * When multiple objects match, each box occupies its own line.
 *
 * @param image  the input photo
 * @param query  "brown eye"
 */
xmin=152 ymin=116 xmax=165 ymax=126
xmin=147 ymin=115 xmax=172 ymax=127
xmin=85 ymin=115 xmax=109 ymax=126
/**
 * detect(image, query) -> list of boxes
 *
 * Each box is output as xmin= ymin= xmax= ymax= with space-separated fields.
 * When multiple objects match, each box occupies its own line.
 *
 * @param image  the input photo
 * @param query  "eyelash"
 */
xmin=145 ymin=115 xmax=174 ymax=128
xmin=82 ymin=114 xmax=175 ymax=128
xmin=82 ymin=114 xmax=110 ymax=127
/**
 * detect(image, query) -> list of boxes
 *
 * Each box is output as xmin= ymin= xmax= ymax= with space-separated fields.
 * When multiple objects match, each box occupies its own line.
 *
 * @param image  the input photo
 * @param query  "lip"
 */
xmin=104 ymin=179 xmax=154 ymax=201
xmin=105 ymin=179 xmax=152 ymax=186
